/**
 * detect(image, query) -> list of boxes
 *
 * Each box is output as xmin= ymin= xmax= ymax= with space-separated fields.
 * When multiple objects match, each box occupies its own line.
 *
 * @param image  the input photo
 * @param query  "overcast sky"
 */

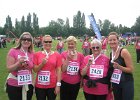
xmin=0 ymin=0 xmax=140 ymax=28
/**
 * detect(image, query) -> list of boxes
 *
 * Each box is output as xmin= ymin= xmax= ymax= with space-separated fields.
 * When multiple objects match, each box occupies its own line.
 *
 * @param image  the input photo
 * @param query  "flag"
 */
xmin=88 ymin=15 xmax=101 ymax=40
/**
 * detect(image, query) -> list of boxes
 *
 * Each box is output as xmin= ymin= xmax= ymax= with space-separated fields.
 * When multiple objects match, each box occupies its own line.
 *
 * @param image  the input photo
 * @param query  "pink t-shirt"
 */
xmin=7 ymin=48 xmax=34 ymax=87
xmin=61 ymin=51 xmax=84 ymax=84
xmin=102 ymin=38 xmax=107 ymax=50
xmin=82 ymin=41 xmax=90 ymax=49
xmin=136 ymin=41 xmax=140 ymax=49
xmin=82 ymin=54 xmax=109 ymax=95
xmin=34 ymin=51 xmax=62 ymax=88
xmin=56 ymin=41 xmax=64 ymax=49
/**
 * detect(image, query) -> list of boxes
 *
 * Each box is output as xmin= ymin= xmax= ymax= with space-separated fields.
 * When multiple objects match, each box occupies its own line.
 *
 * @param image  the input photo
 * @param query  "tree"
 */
xmin=73 ymin=11 xmax=86 ymax=36
xmin=3 ymin=15 xmax=13 ymax=36
xmin=26 ymin=13 xmax=32 ymax=33
xmin=33 ymin=13 xmax=39 ymax=36
xmin=131 ymin=16 xmax=140 ymax=36
xmin=20 ymin=16 xmax=26 ymax=34
xmin=63 ymin=17 xmax=70 ymax=37
xmin=101 ymin=19 xmax=111 ymax=36
xmin=14 ymin=18 xmax=20 ymax=37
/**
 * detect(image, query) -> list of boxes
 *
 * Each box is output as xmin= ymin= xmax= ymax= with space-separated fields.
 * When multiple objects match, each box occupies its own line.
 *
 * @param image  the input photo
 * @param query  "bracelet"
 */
xmin=56 ymin=82 xmax=61 ymax=86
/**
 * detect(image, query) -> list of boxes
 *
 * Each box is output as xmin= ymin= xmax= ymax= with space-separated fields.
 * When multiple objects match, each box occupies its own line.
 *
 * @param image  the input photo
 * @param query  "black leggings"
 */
xmin=35 ymin=87 xmax=56 ymax=100
xmin=60 ymin=81 xmax=80 ymax=100
xmin=136 ymin=49 xmax=140 ymax=63
xmin=84 ymin=92 xmax=107 ymax=100
xmin=112 ymin=81 xmax=134 ymax=100
xmin=6 ymin=84 xmax=34 ymax=100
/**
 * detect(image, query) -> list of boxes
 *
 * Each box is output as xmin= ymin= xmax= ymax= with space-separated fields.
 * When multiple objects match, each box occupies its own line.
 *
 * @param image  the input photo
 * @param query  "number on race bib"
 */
xmin=38 ymin=71 xmax=50 ymax=85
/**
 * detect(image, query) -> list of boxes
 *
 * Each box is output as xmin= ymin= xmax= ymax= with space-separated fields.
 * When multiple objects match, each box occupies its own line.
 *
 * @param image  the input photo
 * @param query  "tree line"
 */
xmin=0 ymin=11 xmax=140 ymax=38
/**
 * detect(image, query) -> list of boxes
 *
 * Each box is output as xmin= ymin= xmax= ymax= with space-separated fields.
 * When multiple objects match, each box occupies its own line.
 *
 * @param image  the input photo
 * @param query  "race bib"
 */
xmin=38 ymin=71 xmax=50 ymax=85
xmin=111 ymin=69 xmax=122 ymax=84
xmin=18 ymin=70 xmax=32 ymax=85
xmin=67 ymin=61 xmax=79 ymax=75
xmin=89 ymin=65 xmax=104 ymax=78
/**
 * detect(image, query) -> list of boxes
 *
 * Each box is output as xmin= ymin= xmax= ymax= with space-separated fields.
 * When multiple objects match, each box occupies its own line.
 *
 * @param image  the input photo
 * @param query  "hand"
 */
xmin=113 ymin=62 xmax=120 ymax=69
xmin=54 ymin=86 xmax=60 ymax=95
xmin=87 ymin=58 xmax=92 ymax=66
xmin=42 ymin=58 xmax=48 ymax=65
xmin=67 ymin=50 xmax=76 ymax=60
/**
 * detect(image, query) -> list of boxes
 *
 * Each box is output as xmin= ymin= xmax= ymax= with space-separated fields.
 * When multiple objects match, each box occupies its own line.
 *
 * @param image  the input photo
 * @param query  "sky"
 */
xmin=0 ymin=0 xmax=140 ymax=28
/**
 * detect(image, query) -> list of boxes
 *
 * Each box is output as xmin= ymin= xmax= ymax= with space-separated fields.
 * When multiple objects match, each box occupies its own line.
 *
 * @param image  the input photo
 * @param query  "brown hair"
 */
xmin=108 ymin=32 xmax=119 ymax=40
xmin=15 ymin=32 xmax=34 ymax=52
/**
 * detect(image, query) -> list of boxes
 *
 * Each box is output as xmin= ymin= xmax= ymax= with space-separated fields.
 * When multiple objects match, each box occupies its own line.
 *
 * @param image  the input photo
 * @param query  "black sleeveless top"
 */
xmin=109 ymin=48 xmax=134 ymax=83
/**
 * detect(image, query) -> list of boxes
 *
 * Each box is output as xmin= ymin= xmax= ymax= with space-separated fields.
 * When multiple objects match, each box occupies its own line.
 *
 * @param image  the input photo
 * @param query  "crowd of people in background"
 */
xmin=0 ymin=37 xmax=7 ymax=48
xmin=4 ymin=31 xmax=140 ymax=100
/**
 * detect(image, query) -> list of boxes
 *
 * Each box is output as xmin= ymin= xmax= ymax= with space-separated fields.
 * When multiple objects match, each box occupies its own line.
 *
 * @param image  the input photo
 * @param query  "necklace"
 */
xmin=111 ymin=46 xmax=119 ymax=63
xmin=91 ymin=53 xmax=101 ymax=64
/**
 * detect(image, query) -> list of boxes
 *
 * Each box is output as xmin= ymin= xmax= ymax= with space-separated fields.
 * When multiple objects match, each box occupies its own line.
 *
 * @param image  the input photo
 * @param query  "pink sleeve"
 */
xmin=61 ymin=52 xmax=66 ymax=60
xmin=8 ymin=48 xmax=16 ymax=59
xmin=56 ymin=53 xmax=62 ymax=68
xmin=33 ymin=52 xmax=38 ymax=65
xmin=79 ymin=53 xmax=85 ymax=70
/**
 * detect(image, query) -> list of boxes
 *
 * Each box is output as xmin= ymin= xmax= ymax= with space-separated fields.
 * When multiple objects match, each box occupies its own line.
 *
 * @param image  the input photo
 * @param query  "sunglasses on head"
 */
xmin=92 ymin=46 xmax=100 ymax=50
xmin=21 ymin=38 xmax=32 ymax=42
xmin=43 ymin=41 xmax=52 ymax=43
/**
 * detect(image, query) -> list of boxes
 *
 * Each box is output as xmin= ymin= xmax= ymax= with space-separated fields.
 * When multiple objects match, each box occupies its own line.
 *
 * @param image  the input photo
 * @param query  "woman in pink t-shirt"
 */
xmin=33 ymin=35 xmax=62 ymax=100
xmin=134 ymin=38 xmax=140 ymax=63
xmin=82 ymin=38 xmax=90 ymax=56
xmin=81 ymin=39 xmax=110 ymax=100
xmin=56 ymin=37 xmax=64 ymax=54
xmin=60 ymin=36 xmax=84 ymax=100
xmin=6 ymin=32 xmax=34 ymax=100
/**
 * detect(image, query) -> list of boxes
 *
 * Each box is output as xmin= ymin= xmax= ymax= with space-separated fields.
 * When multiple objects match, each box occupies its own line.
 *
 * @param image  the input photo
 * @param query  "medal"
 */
xmin=111 ymin=46 xmax=119 ymax=63
xmin=111 ymin=60 xmax=114 ymax=63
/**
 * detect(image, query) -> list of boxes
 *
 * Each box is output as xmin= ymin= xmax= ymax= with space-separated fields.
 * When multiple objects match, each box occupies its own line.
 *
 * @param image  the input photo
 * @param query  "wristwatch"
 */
xmin=56 ymin=82 xmax=61 ymax=86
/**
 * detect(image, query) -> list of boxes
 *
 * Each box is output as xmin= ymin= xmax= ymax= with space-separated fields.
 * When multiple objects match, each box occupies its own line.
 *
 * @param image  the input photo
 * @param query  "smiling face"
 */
xmin=91 ymin=42 xmax=102 ymax=56
xmin=42 ymin=35 xmax=52 ymax=50
xmin=21 ymin=34 xmax=32 ymax=49
xmin=108 ymin=34 xmax=119 ymax=49
xmin=67 ymin=40 xmax=76 ymax=51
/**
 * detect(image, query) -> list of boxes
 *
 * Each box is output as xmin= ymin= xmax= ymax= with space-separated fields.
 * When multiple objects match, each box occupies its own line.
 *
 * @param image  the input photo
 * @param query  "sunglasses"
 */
xmin=43 ymin=41 xmax=52 ymax=43
xmin=21 ymin=38 xmax=32 ymax=42
xmin=92 ymin=46 xmax=100 ymax=50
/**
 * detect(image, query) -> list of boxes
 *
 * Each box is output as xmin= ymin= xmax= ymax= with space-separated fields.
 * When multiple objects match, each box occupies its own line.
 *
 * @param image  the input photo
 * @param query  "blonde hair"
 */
xmin=42 ymin=35 xmax=52 ymax=42
xmin=15 ymin=32 xmax=34 ymax=52
xmin=66 ymin=36 xmax=77 ymax=43
xmin=91 ymin=39 xmax=102 ymax=47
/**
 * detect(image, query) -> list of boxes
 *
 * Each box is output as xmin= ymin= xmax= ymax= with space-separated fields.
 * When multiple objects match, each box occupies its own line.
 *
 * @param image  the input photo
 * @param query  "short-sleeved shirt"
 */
xmin=34 ymin=51 xmax=62 ymax=88
xmin=7 ymin=48 xmax=34 ymax=87
xmin=82 ymin=54 xmax=109 ymax=95
xmin=61 ymin=51 xmax=84 ymax=84
xmin=82 ymin=41 xmax=90 ymax=49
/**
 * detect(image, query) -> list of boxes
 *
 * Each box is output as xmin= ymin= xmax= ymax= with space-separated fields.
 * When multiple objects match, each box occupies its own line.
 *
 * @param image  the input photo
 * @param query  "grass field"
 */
xmin=0 ymin=40 xmax=140 ymax=100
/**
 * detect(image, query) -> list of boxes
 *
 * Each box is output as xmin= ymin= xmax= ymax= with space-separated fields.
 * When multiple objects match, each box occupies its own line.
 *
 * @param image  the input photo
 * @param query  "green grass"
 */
xmin=0 ymin=41 xmax=140 ymax=100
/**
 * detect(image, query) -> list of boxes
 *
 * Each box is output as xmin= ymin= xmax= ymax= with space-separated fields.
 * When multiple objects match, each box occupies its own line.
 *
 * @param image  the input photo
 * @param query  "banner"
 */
xmin=88 ymin=15 xmax=101 ymax=40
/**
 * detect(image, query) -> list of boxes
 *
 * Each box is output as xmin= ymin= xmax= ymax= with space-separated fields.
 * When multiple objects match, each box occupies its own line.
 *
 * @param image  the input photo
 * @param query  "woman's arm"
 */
xmin=33 ymin=58 xmax=46 ymax=73
xmin=118 ymin=49 xmax=134 ymax=73
xmin=7 ymin=55 xmax=21 ymax=72
xmin=61 ymin=58 xmax=69 ymax=72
